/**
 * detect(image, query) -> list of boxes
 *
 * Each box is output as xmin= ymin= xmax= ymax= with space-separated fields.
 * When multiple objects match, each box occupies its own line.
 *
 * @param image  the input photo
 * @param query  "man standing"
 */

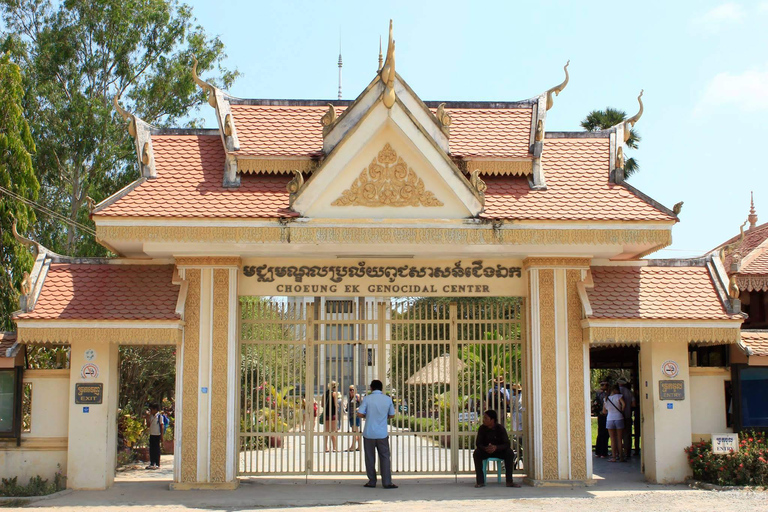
xmin=617 ymin=379 xmax=636 ymax=460
xmin=357 ymin=379 xmax=397 ymax=489
xmin=594 ymin=381 xmax=609 ymax=458
xmin=145 ymin=403 xmax=165 ymax=470
xmin=473 ymin=409 xmax=521 ymax=488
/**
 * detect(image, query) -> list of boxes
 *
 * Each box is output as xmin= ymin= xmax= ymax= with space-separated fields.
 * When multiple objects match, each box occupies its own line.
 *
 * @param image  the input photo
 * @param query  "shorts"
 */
xmin=606 ymin=418 xmax=625 ymax=430
xmin=348 ymin=415 xmax=361 ymax=428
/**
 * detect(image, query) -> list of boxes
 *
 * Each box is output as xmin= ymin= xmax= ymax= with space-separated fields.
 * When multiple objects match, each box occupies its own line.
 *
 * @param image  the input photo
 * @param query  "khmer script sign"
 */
xmin=240 ymin=259 xmax=526 ymax=297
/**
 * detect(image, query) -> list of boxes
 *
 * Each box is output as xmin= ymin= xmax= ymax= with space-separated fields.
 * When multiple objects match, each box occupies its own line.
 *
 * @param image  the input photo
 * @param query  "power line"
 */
xmin=0 ymin=186 xmax=96 ymax=236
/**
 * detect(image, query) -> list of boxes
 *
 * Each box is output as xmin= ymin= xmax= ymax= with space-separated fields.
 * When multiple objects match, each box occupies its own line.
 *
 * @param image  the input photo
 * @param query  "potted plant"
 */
xmin=162 ymin=426 xmax=174 ymax=454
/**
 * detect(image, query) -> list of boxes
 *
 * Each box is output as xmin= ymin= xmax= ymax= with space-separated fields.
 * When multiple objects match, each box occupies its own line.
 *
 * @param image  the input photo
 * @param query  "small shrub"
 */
xmin=0 ymin=471 xmax=64 ymax=497
xmin=685 ymin=430 xmax=768 ymax=486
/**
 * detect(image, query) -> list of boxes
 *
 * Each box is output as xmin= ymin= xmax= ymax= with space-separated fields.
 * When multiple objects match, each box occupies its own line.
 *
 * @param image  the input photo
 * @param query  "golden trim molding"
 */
xmin=332 ymin=143 xmax=444 ymax=207
xmin=736 ymin=275 xmax=768 ymax=292
xmin=566 ymin=269 xmax=587 ymax=480
xmin=181 ymin=269 xmax=201 ymax=483
xmin=238 ymin=158 xmax=316 ymax=174
xmin=465 ymin=159 xmax=532 ymax=176
xmin=23 ymin=369 xmax=69 ymax=379
xmin=17 ymin=327 xmax=181 ymax=345
xmin=97 ymin=225 xmax=672 ymax=249
xmin=209 ymin=269 xmax=229 ymax=483
xmin=1 ymin=437 xmax=68 ymax=451
xmin=586 ymin=326 xmax=740 ymax=345
xmin=175 ymin=257 xmax=242 ymax=268
xmin=524 ymin=257 xmax=592 ymax=269
xmin=538 ymin=269 xmax=558 ymax=480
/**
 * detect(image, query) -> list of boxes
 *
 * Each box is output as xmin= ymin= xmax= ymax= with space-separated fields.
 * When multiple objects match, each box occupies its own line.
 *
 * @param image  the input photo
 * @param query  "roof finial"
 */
xmin=623 ymin=90 xmax=644 ymax=143
xmin=545 ymin=60 xmax=569 ymax=111
xmin=380 ymin=20 xmax=396 ymax=109
xmin=748 ymin=191 xmax=758 ymax=230
xmin=113 ymin=95 xmax=137 ymax=138
xmin=378 ymin=36 xmax=383 ymax=72
xmin=192 ymin=57 xmax=217 ymax=108
xmin=338 ymin=32 xmax=343 ymax=101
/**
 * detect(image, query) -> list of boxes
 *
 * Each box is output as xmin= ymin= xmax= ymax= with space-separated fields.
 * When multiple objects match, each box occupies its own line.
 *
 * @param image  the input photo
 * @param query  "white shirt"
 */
xmin=149 ymin=413 xmax=163 ymax=436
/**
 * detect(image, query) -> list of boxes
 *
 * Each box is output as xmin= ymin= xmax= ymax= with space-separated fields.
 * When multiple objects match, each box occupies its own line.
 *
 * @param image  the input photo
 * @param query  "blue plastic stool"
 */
xmin=482 ymin=457 xmax=504 ymax=484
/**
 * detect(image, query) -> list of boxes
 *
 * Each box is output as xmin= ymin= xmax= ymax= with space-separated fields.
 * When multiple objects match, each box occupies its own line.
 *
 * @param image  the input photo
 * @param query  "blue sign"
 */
xmin=83 ymin=407 xmax=90 ymax=413
xmin=667 ymin=403 xmax=673 ymax=409
xmin=201 ymin=387 xmax=208 ymax=394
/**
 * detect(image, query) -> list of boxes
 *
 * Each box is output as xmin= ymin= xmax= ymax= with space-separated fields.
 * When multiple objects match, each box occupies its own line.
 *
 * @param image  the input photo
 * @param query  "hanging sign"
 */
xmin=240 ymin=258 xmax=526 ymax=297
xmin=661 ymin=360 xmax=679 ymax=378
xmin=75 ymin=383 xmax=103 ymax=404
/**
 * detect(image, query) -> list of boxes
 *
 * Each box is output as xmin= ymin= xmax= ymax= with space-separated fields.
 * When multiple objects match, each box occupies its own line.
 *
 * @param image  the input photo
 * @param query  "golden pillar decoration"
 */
xmin=538 ymin=270 xmax=559 ymax=480
xmin=180 ymin=269 xmax=201 ymax=483
xmin=210 ymin=269 xmax=230 ymax=482
xmin=567 ymin=269 xmax=588 ymax=480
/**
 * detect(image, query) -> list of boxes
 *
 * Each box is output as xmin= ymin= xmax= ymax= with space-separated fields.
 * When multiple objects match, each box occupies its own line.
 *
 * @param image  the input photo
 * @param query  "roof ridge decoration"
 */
xmin=380 ymin=20 xmax=396 ymax=109
xmin=330 ymin=143 xmax=444 ymax=207
xmin=608 ymin=90 xmax=643 ymax=184
xmin=749 ymin=191 xmax=758 ymax=229
xmin=11 ymin=216 xmax=58 ymax=314
xmin=528 ymin=61 xmax=570 ymax=190
xmin=192 ymin=57 xmax=241 ymax=187
xmin=114 ymin=96 xmax=156 ymax=179
xmin=545 ymin=60 xmax=570 ymax=112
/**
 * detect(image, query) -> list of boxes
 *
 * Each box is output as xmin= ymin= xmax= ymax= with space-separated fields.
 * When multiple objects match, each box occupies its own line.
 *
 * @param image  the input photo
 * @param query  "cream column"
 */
xmin=524 ymin=258 xmax=592 ymax=485
xmin=66 ymin=341 xmax=119 ymax=490
xmin=172 ymin=257 xmax=240 ymax=490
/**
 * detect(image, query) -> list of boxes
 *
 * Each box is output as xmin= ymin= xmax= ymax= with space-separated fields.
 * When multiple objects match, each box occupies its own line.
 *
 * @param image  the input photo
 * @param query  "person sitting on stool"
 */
xmin=473 ymin=409 xmax=521 ymax=488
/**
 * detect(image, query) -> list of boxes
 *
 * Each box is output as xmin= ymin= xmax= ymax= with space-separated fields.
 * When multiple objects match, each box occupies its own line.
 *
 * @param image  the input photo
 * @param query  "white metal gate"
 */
xmin=239 ymin=297 xmax=524 ymax=476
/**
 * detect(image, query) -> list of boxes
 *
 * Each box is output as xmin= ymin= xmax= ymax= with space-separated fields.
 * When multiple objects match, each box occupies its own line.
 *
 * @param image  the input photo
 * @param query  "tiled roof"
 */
xmin=741 ymin=248 xmax=768 ymax=274
xmin=741 ymin=330 xmax=768 ymax=356
xmin=481 ymin=138 xmax=675 ymax=221
xmin=97 ymin=135 xmax=297 ymax=218
xmin=714 ymin=222 xmax=768 ymax=272
xmin=587 ymin=265 xmax=734 ymax=320
xmin=229 ymin=104 xmax=533 ymax=159
xmin=1 ymin=332 xmax=16 ymax=357
xmin=14 ymin=264 xmax=181 ymax=320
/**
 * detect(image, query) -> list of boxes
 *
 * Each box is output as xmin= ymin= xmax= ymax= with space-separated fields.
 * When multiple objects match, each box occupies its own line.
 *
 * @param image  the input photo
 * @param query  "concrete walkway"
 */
xmin=14 ymin=453 xmax=767 ymax=512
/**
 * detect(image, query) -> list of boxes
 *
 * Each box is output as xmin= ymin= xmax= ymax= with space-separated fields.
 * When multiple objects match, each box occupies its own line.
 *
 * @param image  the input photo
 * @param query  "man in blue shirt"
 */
xmin=357 ymin=379 xmax=397 ymax=489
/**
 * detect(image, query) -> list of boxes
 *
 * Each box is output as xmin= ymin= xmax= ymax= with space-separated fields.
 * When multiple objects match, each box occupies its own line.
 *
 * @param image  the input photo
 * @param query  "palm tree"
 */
xmin=581 ymin=108 xmax=641 ymax=179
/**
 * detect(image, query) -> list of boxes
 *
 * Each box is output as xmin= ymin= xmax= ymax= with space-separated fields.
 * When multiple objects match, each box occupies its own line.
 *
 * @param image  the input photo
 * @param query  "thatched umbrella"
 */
xmin=405 ymin=354 xmax=465 ymax=386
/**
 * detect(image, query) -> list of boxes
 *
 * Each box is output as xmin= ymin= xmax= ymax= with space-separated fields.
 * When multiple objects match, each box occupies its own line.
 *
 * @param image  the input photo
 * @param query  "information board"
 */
xmin=658 ymin=380 xmax=685 ymax=400
xmin=75 ymin=383 xmax=103 ymax=404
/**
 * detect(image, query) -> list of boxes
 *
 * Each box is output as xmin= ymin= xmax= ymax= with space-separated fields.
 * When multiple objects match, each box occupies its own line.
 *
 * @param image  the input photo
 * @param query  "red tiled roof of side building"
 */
xmin=14 ymin=264 xmax=181 ymax=320
xmin=481 ymin=138 xmax=675 ymax=221
xmin=229 ymin=104 xmax=534 ymax=159
xmin=713 ymin=221 xmax=768 ymax=270
xmin=0 ymin=332 xmax=17 ymax=355
xmin=587 ymin=265 xmax=735 ymax=320
xmin=740 ymin=248 xmax=768 ymax=274
xmin=741 ymin=330 xmax=768 ymax=356
xmin=97 ymin=135 xmax=297 ymax=218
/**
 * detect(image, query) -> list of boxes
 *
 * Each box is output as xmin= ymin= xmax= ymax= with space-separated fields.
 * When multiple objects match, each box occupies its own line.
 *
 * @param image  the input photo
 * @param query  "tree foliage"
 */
xmin=0 ymin=52 xmax=39 ymax=331
xmin=118 ymin=345 xmax=175 ymax=414
xmin=581 ymin=107 xmax=641 ymax=179
xmin=0 ymin=0 xmax=238 ymax=255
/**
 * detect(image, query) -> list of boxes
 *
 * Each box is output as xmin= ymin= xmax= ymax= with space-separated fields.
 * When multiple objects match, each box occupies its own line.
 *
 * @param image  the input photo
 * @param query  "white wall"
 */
xmin=0 ymin=370 xmax=69 ymax=483
xmin=690 ymin=368 xmax=731 ymax=440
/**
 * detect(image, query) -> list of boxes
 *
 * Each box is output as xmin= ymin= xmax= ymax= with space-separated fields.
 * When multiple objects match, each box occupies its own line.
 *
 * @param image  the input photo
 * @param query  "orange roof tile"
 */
xmin=481 ymin=138 xmax=675 ymax=221
xmin=229 ymin=104 xmax=533 ymax=159
xmin=741 ymin=248 xmax=768 ymax=274
xmin=741 ymin=330 xmax=768 ymax=356
xmin=14 ymin=264 xmax=180 ymax=320
xmin=587 ymin=265 xmax=734 ymax=320
xmin=1 ymin=332 xmax=16 ymax=356
xmin=97 ymin=135 xmax=297 ymax=218
xmin=714 ymin=221 xmax=768 ymax=271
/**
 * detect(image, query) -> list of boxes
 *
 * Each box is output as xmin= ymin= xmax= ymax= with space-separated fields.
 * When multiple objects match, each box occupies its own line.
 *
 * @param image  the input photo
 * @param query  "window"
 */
xmin=688 ymin=344 xmax=729 ymax=367
xmin=0 ymin=368 xmax=21 ymax=438
xmin=738 ymin=367 xmax=768 ymax=428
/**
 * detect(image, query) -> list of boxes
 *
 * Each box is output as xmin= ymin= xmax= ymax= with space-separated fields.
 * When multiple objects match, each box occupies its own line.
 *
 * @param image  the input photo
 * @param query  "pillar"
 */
xmin=639 ymin=340 xmax=692 ymax=483
xmin=524 ymin=258 xmax=592 ymax=486
xmin=172 ymin=257 xmax=240 ymax=490
xmin=67 ymin=341 xmax=119 ymax=489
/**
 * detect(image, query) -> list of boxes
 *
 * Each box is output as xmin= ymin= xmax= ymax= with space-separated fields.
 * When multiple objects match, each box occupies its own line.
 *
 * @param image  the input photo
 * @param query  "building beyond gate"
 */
xmin=4 ymin=23 xmax=746 ymax=489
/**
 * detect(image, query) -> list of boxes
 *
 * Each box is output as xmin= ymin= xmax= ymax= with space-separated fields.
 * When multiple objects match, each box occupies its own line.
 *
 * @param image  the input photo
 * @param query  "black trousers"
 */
xmin=473 ymin=447 xmax=515 ymax=484
xmin=149 ymin=435 xmax=162 ymax=466
xmin=595 ymin=414 xmax=609 ymax=456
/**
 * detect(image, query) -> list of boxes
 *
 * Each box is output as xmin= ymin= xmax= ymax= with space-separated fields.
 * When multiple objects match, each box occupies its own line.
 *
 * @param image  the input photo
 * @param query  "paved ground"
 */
xmin=5 ymin=455 xmax=766 ymax=511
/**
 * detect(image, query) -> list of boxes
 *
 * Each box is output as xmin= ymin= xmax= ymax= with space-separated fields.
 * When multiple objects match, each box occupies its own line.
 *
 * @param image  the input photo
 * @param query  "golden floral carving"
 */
xmin=462 ymin=160 xmax=532 ymax=176
xmin=238 ymin=158 xmax=317 ymax=174
xmin=586 ymin=326 xmax=740 ymax=345
xmin=175 ymin=256 xmax=242 ymax=268
xmin=210 ymin=269 xmax=229 ymax=483
xmin=538 ymin=270 xmax=559 ymax=480
xmin=331 ymin=143 xmax=444 ymax=207
xmin=567 ymin=270 xmax=587 ymax=480
xmin=181 ymin=269 xmax=201 ymax=483
xmin=736 ymin=275 xmax=768 ymax=292
xmin=96 ymin=225 xmax=672 ymax=250
xmin=523 ymin=257 xmax=592 ymax=269
xmin=16 ymin=326 xmax=181 ymax=345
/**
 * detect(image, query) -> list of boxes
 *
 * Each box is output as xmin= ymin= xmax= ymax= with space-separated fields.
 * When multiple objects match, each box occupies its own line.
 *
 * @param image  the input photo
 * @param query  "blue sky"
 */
xmin=159 ymin=2 xmax=768 ymax=256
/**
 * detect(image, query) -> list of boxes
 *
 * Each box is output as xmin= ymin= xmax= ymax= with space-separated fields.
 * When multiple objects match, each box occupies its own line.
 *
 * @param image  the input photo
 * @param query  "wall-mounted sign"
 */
xmin=85 ymin=349 xmax=96 ymax=361
xmin=661 ymin=360 xmax=679 ymax=378
xmin=75 ymin=383 xmax=103 ymax=404
xmin=240 ymin=258 xmax=526 ymax=297
xmin=712 ymin=433 xmax=739 ymax=454
xmin=81 ymin=363 xmax=99 ymax=379
xmin=659 ymin=380 xmax=685 ymax=400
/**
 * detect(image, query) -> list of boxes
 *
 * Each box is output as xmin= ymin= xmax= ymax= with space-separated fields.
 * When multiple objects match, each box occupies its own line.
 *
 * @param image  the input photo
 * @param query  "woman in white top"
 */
xmin=602 ymin=384 xmax=626 ymax=462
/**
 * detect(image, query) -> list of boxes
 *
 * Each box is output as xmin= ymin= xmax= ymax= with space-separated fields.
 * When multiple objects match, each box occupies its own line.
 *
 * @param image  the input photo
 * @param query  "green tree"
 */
xmin=0 ymin=52 xmax=39 ymax=331
xmin=581 ymin=108 xmax=641 ymax=179
xmin=1 ymin=0 xmax=237 ymax=255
